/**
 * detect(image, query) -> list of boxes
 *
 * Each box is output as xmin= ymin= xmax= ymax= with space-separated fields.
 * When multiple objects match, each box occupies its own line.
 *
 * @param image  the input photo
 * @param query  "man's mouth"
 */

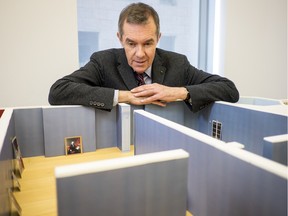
xmin=134 ymin=60 xmax=146 ymax=65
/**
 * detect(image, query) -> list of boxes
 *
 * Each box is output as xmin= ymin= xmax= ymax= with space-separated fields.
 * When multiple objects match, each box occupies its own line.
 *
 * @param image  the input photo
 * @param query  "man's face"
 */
xmin=118 ymin=16 xmax=160 ymax=74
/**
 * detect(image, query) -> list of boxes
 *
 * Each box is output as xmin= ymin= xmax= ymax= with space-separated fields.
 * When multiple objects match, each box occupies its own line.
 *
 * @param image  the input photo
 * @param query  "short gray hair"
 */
xmin=118 ymin=2 xmax=160 ymax=38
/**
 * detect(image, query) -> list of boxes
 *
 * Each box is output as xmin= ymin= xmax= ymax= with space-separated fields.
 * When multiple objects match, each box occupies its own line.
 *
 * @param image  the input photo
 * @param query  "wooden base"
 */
xmin=13 ymin=146 xmax=192 ymax=216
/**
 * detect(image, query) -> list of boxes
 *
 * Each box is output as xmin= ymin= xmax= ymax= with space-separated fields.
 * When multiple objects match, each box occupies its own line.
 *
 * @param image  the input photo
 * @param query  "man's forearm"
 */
xmin=174 ymin=87 xmax=189 ymax=101
xmin=118 ymin=90 xmax=133 ymax=104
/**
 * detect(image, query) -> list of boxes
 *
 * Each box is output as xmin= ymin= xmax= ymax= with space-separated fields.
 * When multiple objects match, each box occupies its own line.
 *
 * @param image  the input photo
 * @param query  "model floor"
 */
xmin=13 ymin=146 xmax=193 ymax=216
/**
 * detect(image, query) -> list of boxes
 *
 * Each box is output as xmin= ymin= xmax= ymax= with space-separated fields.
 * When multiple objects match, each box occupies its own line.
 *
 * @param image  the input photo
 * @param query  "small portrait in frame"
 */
xmin=8 ymin=188 xmax=22 ymax=215
xmin=11 ymin=136 xmax=25 ymax=177
xmin=65 ymin=136 xmax=83 ymax=155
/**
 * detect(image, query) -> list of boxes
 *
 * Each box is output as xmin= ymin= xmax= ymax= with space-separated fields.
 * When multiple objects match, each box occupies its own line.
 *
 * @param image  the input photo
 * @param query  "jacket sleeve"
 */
xmin=184 ymin=63 xmax=239 ymax=112
xmin=48 ymin=53 xmax=115 ymax=111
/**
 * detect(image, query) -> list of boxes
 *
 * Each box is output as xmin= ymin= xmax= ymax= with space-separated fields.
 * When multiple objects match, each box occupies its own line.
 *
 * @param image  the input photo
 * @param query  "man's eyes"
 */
xmin=144 ymin=42 xmax=153 ymax=46
xmin=127 ymin=41 xmax=136 ymax=47
xmin=126 ymin=41 xmax=154 ymax=47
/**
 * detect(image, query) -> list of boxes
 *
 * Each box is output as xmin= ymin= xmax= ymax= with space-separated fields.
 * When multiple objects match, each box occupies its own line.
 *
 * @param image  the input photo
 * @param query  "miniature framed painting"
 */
xmin=65 ymin=136 xmax=83 ymax=155
xmin=11 ymin=136 xmax=25 ymax=177
xmin=8 ymin=188 xmax=22 ymax=215
xmin=11 ymin=171 xmax=21 ymax=192
xmin=0 ymin=109 xmax=4 ymax=118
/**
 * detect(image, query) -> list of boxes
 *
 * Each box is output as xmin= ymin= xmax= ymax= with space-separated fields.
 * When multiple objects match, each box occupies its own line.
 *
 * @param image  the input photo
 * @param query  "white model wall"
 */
xmin=0 ymin=0 xmax=79 ymax=107
xmin=0 ymin=0 xmax=286 ymax=107
xmin=224 ymin=0 xmax=287 ymax=99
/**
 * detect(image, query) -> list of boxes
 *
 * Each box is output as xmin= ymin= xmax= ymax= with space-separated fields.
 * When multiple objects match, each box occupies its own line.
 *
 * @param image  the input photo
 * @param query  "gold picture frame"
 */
xmin=11 ymin=136 xmax=24 ymax=177
xmin=64 ymin=136 xmax=83 ymax=155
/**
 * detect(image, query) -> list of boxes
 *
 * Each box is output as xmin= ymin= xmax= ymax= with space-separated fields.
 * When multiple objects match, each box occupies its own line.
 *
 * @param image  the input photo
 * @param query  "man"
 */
xmin=49 ymin=3 xmax=239 ymax=112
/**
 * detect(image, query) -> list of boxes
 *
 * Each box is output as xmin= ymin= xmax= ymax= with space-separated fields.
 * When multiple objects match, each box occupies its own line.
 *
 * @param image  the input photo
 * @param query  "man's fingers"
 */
xmin=151 ymin=101 xmax=167 ymax=107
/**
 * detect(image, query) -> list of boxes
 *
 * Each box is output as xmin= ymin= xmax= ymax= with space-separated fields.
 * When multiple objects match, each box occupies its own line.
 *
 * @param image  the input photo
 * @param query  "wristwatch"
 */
xmin=184 ymin=87 xmax=192 ymax=104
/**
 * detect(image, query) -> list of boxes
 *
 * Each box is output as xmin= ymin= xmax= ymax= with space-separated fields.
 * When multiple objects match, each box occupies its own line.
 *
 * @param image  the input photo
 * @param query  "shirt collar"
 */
xmin=145 ymin=66 xmax=152 ymax=78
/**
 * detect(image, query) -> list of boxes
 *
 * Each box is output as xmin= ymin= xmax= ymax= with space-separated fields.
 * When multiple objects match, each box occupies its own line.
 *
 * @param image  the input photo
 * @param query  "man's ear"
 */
xmin=157 ymin=33 xmax=162 ymax=42
xmin=117 ymin=32 xmax=124 ymax=46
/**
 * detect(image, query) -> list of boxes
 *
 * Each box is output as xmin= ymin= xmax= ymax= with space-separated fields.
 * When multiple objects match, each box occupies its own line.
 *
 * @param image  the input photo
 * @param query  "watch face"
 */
xmin=184 ymin=89 xmax=190 ymax=101
xmin=184 ymin=89 xmax=192 ymax=105
xmin=186 ymin=92 xmax=190 ymax=100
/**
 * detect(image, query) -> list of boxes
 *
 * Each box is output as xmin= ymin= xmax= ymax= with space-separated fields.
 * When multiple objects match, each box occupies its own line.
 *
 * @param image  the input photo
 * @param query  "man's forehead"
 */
xmin=122 ymin=21 xmax=158 ymax=41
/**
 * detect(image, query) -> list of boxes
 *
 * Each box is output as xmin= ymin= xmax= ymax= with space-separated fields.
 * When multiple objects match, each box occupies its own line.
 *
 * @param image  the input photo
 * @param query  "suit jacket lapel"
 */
xmin=116 ymin=49 xmax=167 ymax=88
xmin=117 ymin=50 xmax=138 ymax=90
xmin=151 ymin=53 xmax=166 ymax=84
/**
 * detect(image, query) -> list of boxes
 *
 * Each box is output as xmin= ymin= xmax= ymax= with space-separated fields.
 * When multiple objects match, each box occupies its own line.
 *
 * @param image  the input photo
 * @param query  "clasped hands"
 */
xmin=119 ymin=83 xmax=188 ymax=107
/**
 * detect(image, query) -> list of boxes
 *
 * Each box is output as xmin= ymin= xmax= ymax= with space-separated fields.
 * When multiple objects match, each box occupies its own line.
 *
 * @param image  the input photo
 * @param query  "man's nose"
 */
xmin=135 ymin=45 xmax=145 ymax=58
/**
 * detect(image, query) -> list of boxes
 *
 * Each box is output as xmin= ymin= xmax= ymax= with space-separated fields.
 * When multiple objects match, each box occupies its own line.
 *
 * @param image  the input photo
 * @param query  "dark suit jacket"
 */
xmin=49 ymin=48 xmax=239 ymax=112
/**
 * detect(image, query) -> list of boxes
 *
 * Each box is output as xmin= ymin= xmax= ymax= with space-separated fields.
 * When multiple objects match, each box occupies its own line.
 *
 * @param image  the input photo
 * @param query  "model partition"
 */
xmin=6 ymin=104 xmax=131 ymax=158
xmin=263 ymin=134 xmax=288 ymax=165
xmin=134 ymin=109 xmax=288 ymax=216
xmin=0 ymin=104 xmax=131 ymax=215
xmin=0 ymin=108 xmax=15 ymax=215
xmin=55 ymin=149 xmax=189 ymax=216
xmin=145 ymin=101 xmax=288 ymax=164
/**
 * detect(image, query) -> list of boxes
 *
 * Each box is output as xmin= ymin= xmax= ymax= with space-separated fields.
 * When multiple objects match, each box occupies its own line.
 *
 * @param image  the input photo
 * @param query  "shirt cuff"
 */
xmin=113 ymin=90 xmax=119 ymax=106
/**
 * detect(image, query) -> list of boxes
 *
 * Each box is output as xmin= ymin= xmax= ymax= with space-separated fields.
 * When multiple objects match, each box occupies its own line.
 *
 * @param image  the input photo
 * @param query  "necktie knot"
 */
xmin=134 ymin=73 xmax=146 ymax=86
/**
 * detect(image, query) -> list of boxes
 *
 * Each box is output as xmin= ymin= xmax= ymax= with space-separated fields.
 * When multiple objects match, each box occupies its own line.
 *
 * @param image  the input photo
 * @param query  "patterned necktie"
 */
xmin=134 ymin=73 xmax=146 ymax=86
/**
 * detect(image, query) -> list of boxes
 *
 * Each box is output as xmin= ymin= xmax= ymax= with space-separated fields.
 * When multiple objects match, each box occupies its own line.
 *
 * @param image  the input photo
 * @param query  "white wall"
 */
xmin=224 ymin=0 xmax=287 ymax=99
xmin=0 ymin=0 xmax=79 ymax=107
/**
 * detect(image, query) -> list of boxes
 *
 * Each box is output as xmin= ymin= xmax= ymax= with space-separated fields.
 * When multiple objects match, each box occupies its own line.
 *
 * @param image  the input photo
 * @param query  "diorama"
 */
xmin=0 ymin=98 xmax=287 ymax=216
